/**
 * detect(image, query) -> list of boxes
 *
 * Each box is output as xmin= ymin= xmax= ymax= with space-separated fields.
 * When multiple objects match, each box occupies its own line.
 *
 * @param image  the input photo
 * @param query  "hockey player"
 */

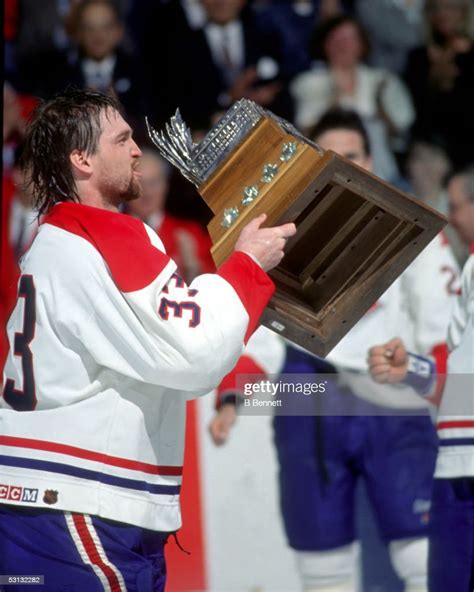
xmin=368 ymin=164 xmax=474 ymax=592
xmin=0 ymin=89 xmax=296 ymax=591
xmin=210 ymin=109 xmax=460 ymax=592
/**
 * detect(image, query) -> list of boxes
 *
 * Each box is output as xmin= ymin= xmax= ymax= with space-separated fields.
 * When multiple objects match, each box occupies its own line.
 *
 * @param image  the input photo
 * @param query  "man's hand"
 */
xmin=235 ymin=214 xmax=296 ymax=272
xmin=209 ymin=403 xmax=237 ymax=446
xmin=367 ymin=337 xmax=409 ymax=384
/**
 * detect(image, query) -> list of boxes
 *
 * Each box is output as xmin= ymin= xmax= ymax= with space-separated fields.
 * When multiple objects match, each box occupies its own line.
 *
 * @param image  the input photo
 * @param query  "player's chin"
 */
xmin=124 ymin=178 xmax=143 ymax=202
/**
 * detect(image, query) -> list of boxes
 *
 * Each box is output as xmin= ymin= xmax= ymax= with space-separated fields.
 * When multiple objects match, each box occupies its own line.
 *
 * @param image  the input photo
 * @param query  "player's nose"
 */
xmin=131 ymin=140 xmax=142 ymax=158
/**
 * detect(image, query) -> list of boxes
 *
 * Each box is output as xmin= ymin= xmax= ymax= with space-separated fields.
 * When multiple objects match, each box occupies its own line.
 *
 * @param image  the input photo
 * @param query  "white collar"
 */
xmin=204 ymin=20 xmax=244 ymax=71
xmin=82 ymin=55 xmax=116 ymax=77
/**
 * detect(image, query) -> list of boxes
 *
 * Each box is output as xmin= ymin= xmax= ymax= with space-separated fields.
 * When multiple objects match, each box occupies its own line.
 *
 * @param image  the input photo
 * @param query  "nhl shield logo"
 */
xmin=43 ymin=489 xmax=59 ymax=505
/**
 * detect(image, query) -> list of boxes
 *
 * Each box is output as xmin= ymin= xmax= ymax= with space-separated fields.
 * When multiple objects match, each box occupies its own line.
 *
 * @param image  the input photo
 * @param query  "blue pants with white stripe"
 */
xmin=0 ymin=504 xmax=168 ymax=591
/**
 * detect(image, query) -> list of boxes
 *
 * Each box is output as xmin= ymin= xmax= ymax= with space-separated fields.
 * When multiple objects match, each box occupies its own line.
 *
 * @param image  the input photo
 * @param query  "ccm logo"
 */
xmin=0 ymin=484 xmax=39 ymax=503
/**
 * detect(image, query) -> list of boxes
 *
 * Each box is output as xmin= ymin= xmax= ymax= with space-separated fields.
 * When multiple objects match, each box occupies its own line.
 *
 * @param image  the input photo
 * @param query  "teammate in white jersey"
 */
xmin=0 ymin=89 xmax=296 ymax=591
xmin=368 ymin=164 xmax=474 ymax=592
xmin=210 ymin=110 xmax=460 ymax=592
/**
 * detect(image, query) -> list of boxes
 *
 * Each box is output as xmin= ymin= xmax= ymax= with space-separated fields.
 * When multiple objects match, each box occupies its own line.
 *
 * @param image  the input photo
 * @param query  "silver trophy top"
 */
xmin=146 ymin=99 xmax=322 ymax=187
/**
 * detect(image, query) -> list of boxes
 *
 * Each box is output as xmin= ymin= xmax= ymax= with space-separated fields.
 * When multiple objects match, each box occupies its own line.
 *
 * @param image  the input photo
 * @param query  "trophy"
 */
xmin=147 ymin=100 xmax=446 ymax=356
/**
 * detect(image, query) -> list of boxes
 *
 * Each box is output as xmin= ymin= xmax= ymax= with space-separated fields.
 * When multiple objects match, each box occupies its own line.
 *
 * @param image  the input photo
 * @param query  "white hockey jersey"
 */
xmin=435 ymin=248 xmax=474 ymax=478
xmin=0 ymin=202 xmax=274 ymax=531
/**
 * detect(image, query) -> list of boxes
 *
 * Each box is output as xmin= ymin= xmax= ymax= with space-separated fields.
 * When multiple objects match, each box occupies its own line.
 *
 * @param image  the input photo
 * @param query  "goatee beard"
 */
xmin=123 ymin=176 xmax=142 ymax=202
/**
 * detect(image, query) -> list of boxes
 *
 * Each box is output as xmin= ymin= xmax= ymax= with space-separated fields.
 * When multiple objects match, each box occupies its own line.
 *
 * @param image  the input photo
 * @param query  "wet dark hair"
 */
xmin=310 ymin=15 xmax=371 ymax=63
xmin=309 ymin=108 xmax=371 ymax=157
xmin=21 ymin=88 xmax=123 ymax=215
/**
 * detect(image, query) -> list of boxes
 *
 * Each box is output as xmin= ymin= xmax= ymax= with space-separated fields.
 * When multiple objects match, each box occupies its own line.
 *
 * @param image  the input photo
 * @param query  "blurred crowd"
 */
xmin=2 ymin=0 xmax=474 ymax=354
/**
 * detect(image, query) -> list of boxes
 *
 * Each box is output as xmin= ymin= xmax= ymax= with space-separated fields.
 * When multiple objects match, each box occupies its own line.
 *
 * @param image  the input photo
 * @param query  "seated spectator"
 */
xmin=406 ymin=140 xmax=452 ymax=213
xmin=149 ymin=0 xmax=293 ymax=129
xmin=14 ymin=0 xmax=130 ymax=68
xmin=405 ymin=0 xmax=474 ymax=168
xmin=406 ymin=140 xmax=469 ymax=264
xmin=291 ymin=15 xmax=415 ymax=181
xmin=126 ymin=150 xmax=215 ymax=283
xmin=17 ymin=0 xmax=151 ymax=141
xmin=252 ymin=0 xmax=354 ymax=79
xmin=3 ymin=82 xmax=37 ymax=174
xmin=252 ymin=1 xmax=316 ymax=78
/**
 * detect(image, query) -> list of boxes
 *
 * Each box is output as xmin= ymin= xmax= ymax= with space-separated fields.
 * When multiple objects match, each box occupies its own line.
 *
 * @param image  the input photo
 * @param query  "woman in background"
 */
xmin=291 ymin=15 xmax=415 ymax=182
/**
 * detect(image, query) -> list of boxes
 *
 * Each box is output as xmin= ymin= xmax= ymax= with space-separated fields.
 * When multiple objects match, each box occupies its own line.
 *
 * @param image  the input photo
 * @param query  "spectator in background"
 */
xmin=3 ymin=85 xmax=38 ymax=329
xmin=252 ymin=0 xmax=355 ymax=78
xmin=13 ymin=0 xmax=78 ymax=76
xmin=356 ymin=0 xmax=425 ymax=74
xmin=406 ymin=141 xmax=451 ymax=211
xmin=406 ymin=140 xmax=468 ymax=265
xmin=127 ymin=150 xmax=215 ymax=283
xmin=3 ymin=82 xmax=38 ymax=180
xmin=4 ymin=83 xmax=25 ymax=167
xmin=7 ymin=148 xmax=38 ymax=264
xmin=252 ymin=0 xmax=318 ymax=78
xmin=1 ymin=146 xmax=38 ymax=372
xmin=13 ymin=0 xmax=130 ymax=69
xmin=148 ymin=0 xmax=293 ymax=129
xmin=405 ymin=0 xmax=474 ymax=168
xmin=290 ymin=15 xmax=415 ymax=182
xmin=16 ymin=0 xmax=150 ymax=141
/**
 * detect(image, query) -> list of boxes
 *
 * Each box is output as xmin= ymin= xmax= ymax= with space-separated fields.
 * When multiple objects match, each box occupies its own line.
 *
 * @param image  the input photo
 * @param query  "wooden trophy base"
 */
xmin=196 ymin=118 xmax=445 ymax=356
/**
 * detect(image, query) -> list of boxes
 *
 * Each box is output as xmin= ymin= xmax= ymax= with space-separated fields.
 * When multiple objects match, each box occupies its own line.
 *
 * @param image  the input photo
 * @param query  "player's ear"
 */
xmin=70 ymin=149 xmax=92 ymax=176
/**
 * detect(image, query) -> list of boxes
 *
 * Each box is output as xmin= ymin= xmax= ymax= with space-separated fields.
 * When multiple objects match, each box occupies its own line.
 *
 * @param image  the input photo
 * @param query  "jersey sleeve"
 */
xmin=402 ymin=233 xmax=460 ymax=355
xmin=401 ymin=233 xmax=461 ymax=403
xmin=447 ymin=254 xmax=474 ymax=355
xmin=53 ymin=237 xmax=274 ymax=394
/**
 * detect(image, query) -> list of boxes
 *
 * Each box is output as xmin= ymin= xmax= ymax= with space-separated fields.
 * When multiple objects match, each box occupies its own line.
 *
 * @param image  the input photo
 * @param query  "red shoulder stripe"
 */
xmin=43 ymin=203 xmax=171 ymax=292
